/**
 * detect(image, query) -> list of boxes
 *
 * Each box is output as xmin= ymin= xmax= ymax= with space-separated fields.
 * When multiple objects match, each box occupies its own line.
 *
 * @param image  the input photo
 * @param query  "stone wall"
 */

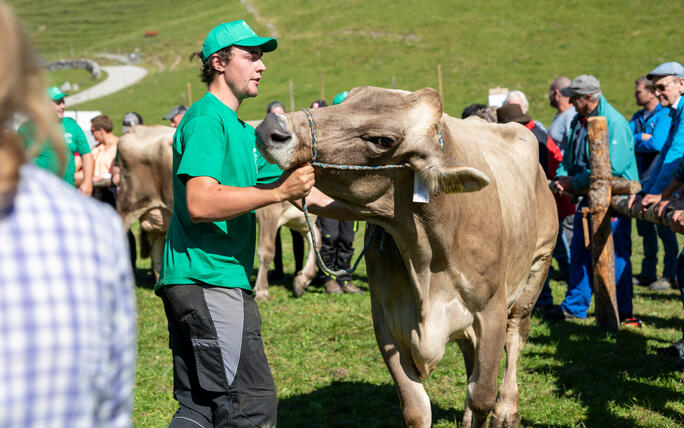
xmin=46 ymin=59 xmax=101 ymax=79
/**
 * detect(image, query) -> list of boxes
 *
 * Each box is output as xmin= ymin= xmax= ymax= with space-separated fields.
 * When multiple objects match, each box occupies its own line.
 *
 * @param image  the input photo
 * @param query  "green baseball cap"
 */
xmin=333 ymin=91 xmax=349 ymax=105
xmin=47 ymin=86 xmax=65 ymax=101
xmin=201 ymin=20 xmax=277 ymax=62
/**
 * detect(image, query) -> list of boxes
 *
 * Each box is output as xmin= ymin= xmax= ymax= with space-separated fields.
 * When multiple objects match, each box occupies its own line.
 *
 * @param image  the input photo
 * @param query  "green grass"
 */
xmin=130 ymin=223 xmax=684 ymax=428
xmin=11 ymin=0 xmax=684 ymax=129
xmin=8 ymin=0 xmax=684 ymax=425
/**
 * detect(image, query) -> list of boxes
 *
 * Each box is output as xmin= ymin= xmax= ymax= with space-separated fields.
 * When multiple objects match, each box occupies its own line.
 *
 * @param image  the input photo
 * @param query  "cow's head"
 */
xmin=255 ymin=86 xmax=489 ymax=215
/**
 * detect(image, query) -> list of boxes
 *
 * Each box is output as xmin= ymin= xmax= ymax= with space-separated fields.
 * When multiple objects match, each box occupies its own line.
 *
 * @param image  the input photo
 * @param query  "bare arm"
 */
xmin=290 ymin=187 xmax=361 ymax=220
xmin=187 ymin=164 xmax=314 ymax=223
xmin=79 ymin=153 xmax=94 ymax=196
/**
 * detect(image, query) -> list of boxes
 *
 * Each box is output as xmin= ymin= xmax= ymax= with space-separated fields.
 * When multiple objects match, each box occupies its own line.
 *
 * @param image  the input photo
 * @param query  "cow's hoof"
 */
xmin=292 ymin=275 xmax=309 ymax=298
xmin=490 ymin=410 xmax=520 ymax=428
xmin=255 ymin=290 xmax=271 ymax=302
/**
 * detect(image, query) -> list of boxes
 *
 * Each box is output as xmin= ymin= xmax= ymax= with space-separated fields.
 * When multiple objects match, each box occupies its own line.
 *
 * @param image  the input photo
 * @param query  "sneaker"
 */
xmin=648 ymin=277 xmax=674 ymax=291
xmin=633 ymin=274 xmax=657 ymax=286
xmin=620 ymin=317 xmax=643 ymax=328
xmin=323 ymin=278 xmax=343 ymax=294
xmin=543 ymin=305 xmax=578 ymax=321
xmin=339 ymin=280 xmax=363 ymax=294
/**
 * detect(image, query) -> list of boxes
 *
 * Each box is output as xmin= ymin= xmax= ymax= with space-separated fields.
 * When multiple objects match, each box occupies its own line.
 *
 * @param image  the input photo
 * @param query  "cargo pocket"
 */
xmin=191 ymin=337 xmax=229 ymax=392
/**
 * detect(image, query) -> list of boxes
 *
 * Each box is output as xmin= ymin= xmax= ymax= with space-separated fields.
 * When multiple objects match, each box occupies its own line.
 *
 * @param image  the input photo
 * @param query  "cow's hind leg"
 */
xmin=465 ymin=306 xmax=507 ymax=427
xmin=372 ymin=300 xmax=431 ymax=428
xmin=292 ymin=226 xmax=320 ymax=297
xmin=491 ymin=252 xmax=552 ymax=428
xmin=254 ymin=224 xmax=279 ymax=301
xmin=457 ymin=338 xmax=475 ymax=427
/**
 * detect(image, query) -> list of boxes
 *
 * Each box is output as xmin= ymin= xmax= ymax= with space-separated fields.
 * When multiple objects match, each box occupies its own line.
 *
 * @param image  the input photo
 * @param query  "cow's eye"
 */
xmin=365 ymin=136 xmax=395 ymax=148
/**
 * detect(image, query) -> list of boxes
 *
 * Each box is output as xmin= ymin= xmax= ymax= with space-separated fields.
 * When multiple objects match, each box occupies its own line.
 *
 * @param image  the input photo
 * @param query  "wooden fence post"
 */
xmin=437 ymin=64 xmax=443 ymax=103
xmin=320 ymin=72 xmax=325 ymax=101
xmin=289 ymin=79 xmax=295 ymax=113
xmin=186 ymin=82 xmax=192 ymax=106
xmin=587 ymin=116 xmax=620 ymax=331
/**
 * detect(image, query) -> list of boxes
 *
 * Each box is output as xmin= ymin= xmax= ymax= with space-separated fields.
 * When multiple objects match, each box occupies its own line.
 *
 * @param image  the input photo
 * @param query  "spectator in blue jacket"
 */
xmin=548 ymin=75 xmax=639 ymax=323
xmin=630 ymin=76 xmax=677 ymax=290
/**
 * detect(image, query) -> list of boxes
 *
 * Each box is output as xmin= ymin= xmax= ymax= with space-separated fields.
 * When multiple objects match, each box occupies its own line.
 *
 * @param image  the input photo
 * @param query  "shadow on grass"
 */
xmin=532 ymin=319 xmax=684 ymax=427
xmin=277 ymin=381 xmax=460 ymax=428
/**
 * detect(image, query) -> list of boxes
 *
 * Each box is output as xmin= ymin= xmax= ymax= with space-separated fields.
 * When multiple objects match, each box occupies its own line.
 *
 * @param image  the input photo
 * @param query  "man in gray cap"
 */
xmin=163 ymin=105 xmax=187 ymax=128
xmin=548 ymin=74 xmax=639 ymax=324
xmin=637 ymin=62 xmax=684 ymax=214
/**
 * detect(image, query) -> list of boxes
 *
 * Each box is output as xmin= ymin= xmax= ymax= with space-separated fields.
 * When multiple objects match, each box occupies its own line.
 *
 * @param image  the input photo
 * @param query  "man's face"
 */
xmin=90 ymin=126 xmax=105 ymax=143
xmin=548 ymin=88 xmax=559 ymax=108
xmin=653 ymin=75 xmax=683 ymax=107
xmin=571 ymin=94 xmax=596 ymax=116
xmin=170 ymin=112 xmax=185 ymax=128
xmin=52 ymin=98 xmax=65 ymax=119
xmin=634 ymin=81 xmax=654 ymax=107
xmin=223 ymin=45 xmax=266 ymax=100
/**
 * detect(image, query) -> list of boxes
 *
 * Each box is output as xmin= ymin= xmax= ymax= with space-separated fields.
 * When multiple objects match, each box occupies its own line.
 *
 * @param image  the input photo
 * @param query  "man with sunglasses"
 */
xmin=637 ymin=62 xmax=684 ymax=215
xmin=548 ymin=74 xmax=639 ymax=324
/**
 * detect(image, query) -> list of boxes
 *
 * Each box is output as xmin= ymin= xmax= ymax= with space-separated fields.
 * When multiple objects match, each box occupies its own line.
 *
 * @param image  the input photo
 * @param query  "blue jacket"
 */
xmin=642 ymin=98 xmax=684 ymax=194
xmin=557 ymin=95 xmax=638 ymax=192
xmin=629 ymin=103 xmax=672 ymax=181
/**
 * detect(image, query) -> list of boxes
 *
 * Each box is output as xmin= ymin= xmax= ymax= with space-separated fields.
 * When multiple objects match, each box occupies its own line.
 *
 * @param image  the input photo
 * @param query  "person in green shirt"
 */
xmin=156 ymin=20 xmax=319 ymax=427
xmin=19 ymin=86 xmax=94 ymax=195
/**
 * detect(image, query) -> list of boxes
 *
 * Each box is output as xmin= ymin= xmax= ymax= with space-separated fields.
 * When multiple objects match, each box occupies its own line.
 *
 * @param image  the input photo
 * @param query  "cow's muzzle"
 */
xmin=255 ymin=113 xmax=292 ymax=154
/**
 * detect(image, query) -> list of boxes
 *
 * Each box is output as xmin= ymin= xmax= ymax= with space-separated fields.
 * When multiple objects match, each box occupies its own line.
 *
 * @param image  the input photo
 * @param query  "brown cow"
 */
xmin=255 ymin=86 xmax=558 ymax=428
xmin=116 ymin=125 xmax=319 ymax=296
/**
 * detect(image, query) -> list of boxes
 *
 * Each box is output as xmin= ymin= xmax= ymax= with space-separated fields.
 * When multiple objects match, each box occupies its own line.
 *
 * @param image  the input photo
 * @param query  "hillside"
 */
xmin=10 ymin=0 xmax=683 ymax=131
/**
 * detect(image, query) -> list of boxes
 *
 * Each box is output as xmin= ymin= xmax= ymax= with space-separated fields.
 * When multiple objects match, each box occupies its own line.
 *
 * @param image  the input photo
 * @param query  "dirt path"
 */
xmin=65 ymin=65 xmax=147 ymax=106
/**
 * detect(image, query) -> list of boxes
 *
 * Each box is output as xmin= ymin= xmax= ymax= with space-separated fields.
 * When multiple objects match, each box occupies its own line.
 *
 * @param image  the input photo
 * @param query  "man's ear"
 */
xmin=210 ymin=54 xmax=227 ymax=72
xmin=410 ymin=151 xmax=490 ymax=194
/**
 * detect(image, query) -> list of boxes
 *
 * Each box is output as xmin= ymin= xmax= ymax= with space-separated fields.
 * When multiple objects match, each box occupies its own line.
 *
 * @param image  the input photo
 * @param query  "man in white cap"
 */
xmin=549 ymin=74 xmax=639 ymax=324
xmin=155 ymin=20 xmax=314 ymax=427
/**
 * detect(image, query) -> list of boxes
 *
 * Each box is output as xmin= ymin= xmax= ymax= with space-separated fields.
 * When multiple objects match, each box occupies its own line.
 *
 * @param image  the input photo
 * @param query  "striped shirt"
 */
xmin=0 ymin=164 xmax=136 ymax=427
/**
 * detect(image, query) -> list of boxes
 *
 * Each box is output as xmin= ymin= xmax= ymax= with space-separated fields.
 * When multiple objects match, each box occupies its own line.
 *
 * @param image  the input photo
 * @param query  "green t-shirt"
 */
xmin=157 ymin=92 xmax=283 ymax=292
xmin=19 ymin=117 xmax=91 ymax=185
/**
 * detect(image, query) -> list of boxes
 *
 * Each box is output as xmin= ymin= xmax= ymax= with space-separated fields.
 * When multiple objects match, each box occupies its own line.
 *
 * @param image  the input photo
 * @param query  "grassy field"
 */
xmin=131 ymin=224 xmax=684 ymax=428
xmin=8 ymin=0 xmax=684 ymax=426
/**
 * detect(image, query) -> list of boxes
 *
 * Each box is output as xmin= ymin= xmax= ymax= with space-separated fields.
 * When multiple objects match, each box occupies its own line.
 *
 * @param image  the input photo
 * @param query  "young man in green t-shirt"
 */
xmin=156 ymin=20 xmax=318 ymax=427
xmin=19 ymin=86 xmax=94 ymax=195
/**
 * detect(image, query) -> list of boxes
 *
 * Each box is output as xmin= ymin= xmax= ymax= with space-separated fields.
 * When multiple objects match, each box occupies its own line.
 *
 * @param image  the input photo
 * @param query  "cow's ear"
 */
xmin=411 ymin=153 xmax=490 ymax=193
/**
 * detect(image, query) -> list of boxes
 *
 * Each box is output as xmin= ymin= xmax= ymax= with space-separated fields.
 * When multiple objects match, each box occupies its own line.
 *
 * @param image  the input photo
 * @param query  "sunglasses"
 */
xmin=654 ymin=79 xmax=675 ymax=92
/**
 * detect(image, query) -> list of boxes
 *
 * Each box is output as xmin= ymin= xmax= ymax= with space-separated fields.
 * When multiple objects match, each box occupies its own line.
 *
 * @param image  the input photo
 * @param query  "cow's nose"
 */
xmin=256 ymin=113 xmax=292 ymax=149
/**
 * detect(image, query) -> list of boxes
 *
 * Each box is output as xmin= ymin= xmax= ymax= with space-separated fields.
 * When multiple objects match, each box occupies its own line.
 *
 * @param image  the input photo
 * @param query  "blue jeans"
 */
xmin=636 ymin=219 xmax=679 ymax=280
xmin=560 ymin=202 xmax=634 ymax=318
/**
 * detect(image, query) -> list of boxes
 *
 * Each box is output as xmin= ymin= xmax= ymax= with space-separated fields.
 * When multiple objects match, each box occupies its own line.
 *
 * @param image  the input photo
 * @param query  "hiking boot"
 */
xmin=542 ymin=305 xmax=578 ymax=321
xmin=339 ymin=280 xmax=363 ymax=294
xmin=648 ymin=277 xmax=674 ymax=291
xmin=323 ymin=278 xmax=343 ymax=294
xmin=633 ymin=274 xmax=657 ymax=286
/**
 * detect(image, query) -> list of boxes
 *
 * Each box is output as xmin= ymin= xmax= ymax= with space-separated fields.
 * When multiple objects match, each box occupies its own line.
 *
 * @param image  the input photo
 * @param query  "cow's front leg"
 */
xmin=466 ymin=306 xmax=507 ymax=428
xmin=371 ymin=299 xmax=431 ymax=428
xmin=457 ymin=338 xmax=475 ymax=427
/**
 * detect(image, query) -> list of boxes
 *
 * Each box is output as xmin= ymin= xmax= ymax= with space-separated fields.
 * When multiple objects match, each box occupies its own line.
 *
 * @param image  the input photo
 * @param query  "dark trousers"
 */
xmin=160 ymin=284 xmax=277 ymax=428
xmin=316 ymin=217 xmax=355 ymax=282
xmin=273 ymin=227 xmax=304 ymax=274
